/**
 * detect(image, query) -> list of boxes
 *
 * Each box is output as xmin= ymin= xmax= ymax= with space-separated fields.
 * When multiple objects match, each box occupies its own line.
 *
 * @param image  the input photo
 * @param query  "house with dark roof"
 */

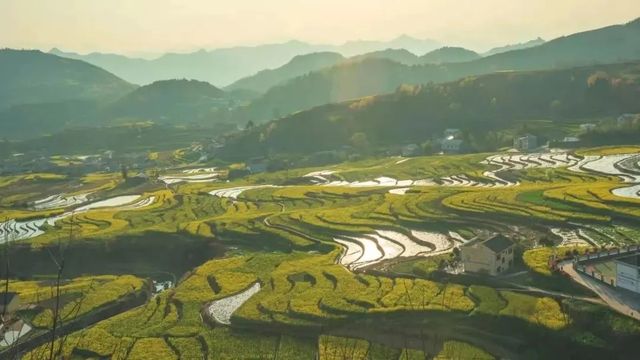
xmin=616 ymin=254 xmax=640 ymax=293
xmin=461 ymin=234 xmax=515 ymax=275
xmin=441 ymin=138 xmax=465 ymax=154
xmin=0 ymin=292 xmax=21 ymax=315
xmin=513 ymin=134 xmax=538 ymax=152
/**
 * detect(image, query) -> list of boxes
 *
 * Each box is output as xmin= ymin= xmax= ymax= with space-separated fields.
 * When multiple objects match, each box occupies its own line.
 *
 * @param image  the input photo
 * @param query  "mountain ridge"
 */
xmin=0 ymin=49 xmax=136 ymax=110
xmin=48 ymin=36 xmax=440 ymax=86
xmin=225 ymin=52 xmax=346 ymax=93
xmin=219 ymin=60 xmax=640 ymax=160
xmin=234 ymin=18 xmax=640 ymax=123
xmin=483 ymin=37 xmax=545 ymax=56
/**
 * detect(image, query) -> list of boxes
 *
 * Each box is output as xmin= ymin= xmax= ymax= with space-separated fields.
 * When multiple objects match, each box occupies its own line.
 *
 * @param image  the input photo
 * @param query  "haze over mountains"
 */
xmin=225 ymin=52 xmax=346 ymax=94
xmin=225 ymin=46 xmax=483 ymax=94
xmin=47 ymin=35 xmax=544 ymax=90
xmin=49 ymin=35 xmax=441 ymax=87
xmin=1 ymin=18 xmax=640 ymax=152
xmin=234 ymin=18 xmax=640 ymax=123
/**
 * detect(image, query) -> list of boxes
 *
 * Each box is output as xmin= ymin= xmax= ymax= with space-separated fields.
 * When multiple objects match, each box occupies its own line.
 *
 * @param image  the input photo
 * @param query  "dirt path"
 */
xmin=262 ymin=202 xmax=326 ymax=246
xmin=500 ymin=283 xmax=602 ymax=304
xmin=559 ymin=260 xmax=640 ymax=320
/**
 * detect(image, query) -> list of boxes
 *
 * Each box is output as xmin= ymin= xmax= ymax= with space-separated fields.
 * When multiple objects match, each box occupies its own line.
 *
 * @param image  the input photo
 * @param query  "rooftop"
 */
xmin=616 ymin=254 xmax=640 ymax=267
xmin=480 ymin=234 xmax=514 ymax=253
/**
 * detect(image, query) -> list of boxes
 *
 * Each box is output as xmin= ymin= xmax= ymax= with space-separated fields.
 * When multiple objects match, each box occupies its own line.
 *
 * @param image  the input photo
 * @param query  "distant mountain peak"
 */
xmin=349 ymin=48 xmax=420 ymax=65
xmin=420 ymin=46 xmax=480 ymax=64
xmin=225 ymin=51 xmax=345 ymax=93
xmin=483 ymin=37 xmax=546 ymax=56
xmin=392 ymin=34 xmax=419 ymax=42
xmin=284 ymin=39 xmax=307 ymax=45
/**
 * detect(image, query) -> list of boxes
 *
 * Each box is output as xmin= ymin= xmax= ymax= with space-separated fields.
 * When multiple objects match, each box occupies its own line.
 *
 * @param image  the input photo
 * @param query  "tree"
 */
xmin=349 ymin=132 xmax=370 ymax=155
xmin=120 ymin=165 xmax=128 ymax=181
xmin=421 ymin=140 xmax=435 ymax=154
xmin=549 ymin=99 xmax=563 ymax=119
xmin=271 ymin=107 xmax=281 ymax=120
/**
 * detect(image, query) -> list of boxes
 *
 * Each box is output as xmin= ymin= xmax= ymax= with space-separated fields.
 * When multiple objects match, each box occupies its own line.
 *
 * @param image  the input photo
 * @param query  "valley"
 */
xmin=2 ymin=144 xmax=640 ymax=359
xmin=2 ymin=7 xmax=640 ymax=359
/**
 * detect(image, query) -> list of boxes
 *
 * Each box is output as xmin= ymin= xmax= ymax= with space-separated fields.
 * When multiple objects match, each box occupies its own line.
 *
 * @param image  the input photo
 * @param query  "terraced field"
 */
xmin=4 ymin=146 xmax=640 ymax=358
xmin=19 ymin=252 xmax=571 ymax=359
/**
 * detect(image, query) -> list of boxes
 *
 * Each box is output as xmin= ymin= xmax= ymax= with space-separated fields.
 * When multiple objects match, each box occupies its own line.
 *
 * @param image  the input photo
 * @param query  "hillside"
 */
xmin=228 ymin=49 xmax=424 ymax=94
xmin=420 ymin=46 xmax=481 ymax=64
xmin=49 ymin=47 xmax=151 ymax=83
xmin=0 ymin=100 xmax=101 ymax=140
xmin=463 ymin=18 xmax=640 ymax=73
xmin=483 ymin=37 xmax=546 ymax=56
xmin=0 ymin=79 xmax=234 ymax=139
xmin=6 ymin=123 xmax=220 ymax=155
xmin=225 ymin=52 xmax=345 ymax=93
xmin=349 ymin=47 xmax=481 ymax=67
xmin=106 ymin=79 xmax=230 ymax=125
xmin=219 ymin=61 xmax=640 ymax=160
xmin=350 ymin=48 xmax=421 ymax=65
xmin=227 ymin=47 xmax=478 ymax=96
xmin=235 ymin=18 xmax=640 ymax=122
xmin=233 ymin=58 xmax=425 ymax=123
xmin=0 ymin=49 xmax=135 ymax=109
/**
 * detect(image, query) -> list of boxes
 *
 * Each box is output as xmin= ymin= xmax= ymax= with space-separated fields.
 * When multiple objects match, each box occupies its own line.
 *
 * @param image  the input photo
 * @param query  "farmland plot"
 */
xmin=334 ymin=230 xmax=451 ymax=270
xmin=0 ymin=194 xmax=155 ymax=242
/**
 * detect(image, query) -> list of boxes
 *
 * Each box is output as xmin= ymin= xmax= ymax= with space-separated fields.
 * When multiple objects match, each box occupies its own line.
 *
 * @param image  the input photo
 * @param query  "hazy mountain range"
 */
xmin=2 ymin=18 xmax=640 ymax=145
xmin=234 ymin=18 xmax=640 ymax=123
xmin=49 ymin=35 xmax=441 ymax=87
xmin=225 ymin=46 xmax=482 ymax=94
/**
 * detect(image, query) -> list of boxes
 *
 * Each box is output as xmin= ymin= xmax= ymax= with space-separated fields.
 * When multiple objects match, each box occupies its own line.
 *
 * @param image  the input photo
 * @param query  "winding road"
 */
xmin=559 ymin=260 xmax=640 ymax=320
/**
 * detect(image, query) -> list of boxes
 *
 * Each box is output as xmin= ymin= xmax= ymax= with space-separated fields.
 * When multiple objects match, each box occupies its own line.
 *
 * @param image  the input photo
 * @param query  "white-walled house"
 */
xmin=616 ymin=254 xmax=640 ymax=293
xmin=513 ymin=134 xmax=538 ymax=152
xmin=617 ymin=113 xmax=639 ymax=127
xmin=579 ymin=123 xmax=597 ymax=132
xmin=461 ymin=234 xmax=515 ymax=276
xmin=441 ymin=139 xmax=464 ymax=154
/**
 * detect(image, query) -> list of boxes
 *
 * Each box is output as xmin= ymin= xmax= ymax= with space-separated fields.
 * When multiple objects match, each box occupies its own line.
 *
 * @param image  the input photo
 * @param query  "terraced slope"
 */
xmin=5 ymin=146 xmax=640 ymax=358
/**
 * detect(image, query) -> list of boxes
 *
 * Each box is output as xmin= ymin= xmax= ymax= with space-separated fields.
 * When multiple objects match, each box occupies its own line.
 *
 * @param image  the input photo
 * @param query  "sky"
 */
xmin=1 ymin=0 xmax=638 ymax=56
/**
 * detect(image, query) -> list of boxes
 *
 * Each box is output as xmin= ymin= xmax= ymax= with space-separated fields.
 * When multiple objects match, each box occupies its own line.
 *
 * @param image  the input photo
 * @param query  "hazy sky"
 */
xmin=1 ymin=0 xmax=638 ymax=55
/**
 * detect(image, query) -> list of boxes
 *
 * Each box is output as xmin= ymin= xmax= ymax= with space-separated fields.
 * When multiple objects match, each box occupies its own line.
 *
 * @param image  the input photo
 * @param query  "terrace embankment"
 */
xmin=5 ymin=232 xmax=224 ymax=281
